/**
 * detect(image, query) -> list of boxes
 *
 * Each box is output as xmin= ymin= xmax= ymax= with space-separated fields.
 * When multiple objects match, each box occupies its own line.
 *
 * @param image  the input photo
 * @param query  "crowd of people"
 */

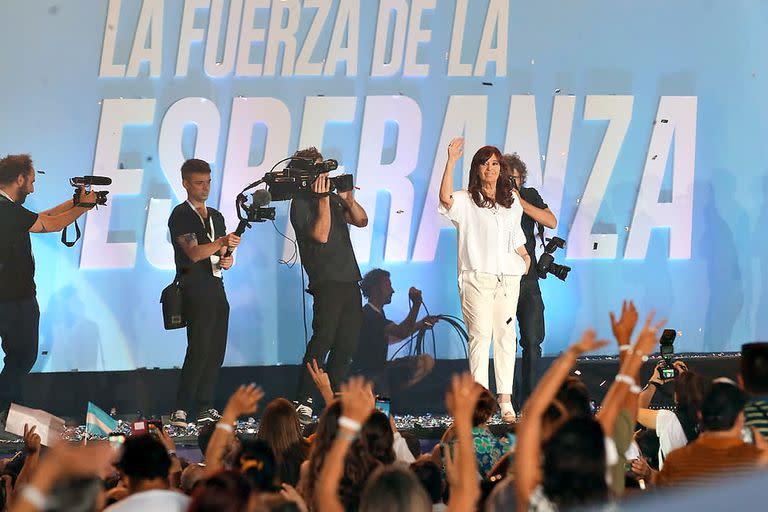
xmin=1 ymin=303 xmax=767 ymax=511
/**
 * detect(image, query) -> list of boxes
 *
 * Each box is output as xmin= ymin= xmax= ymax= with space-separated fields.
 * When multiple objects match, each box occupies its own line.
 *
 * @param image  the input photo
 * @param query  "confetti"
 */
xmin=396 ymin=209 xmax=405 ymax=214
xmin=482 ymin=82 xmax=493 ymax=86
xmin=554 ymin=88 xmax=561 ymax=94
xmin=651 ymin=155 xmax=658 ymax=160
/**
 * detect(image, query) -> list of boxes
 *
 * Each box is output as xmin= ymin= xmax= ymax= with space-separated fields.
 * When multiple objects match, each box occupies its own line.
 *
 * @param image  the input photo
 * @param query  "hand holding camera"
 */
xmin=70 ymin=175 xmax=111 ymax=208
xmin=312 ymin=173 xmax=331 ymax=196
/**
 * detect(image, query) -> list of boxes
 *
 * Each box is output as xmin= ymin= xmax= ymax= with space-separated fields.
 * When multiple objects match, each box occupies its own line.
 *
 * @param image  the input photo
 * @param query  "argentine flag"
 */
xmin=85 ymin=402 xmax=118 ymax=437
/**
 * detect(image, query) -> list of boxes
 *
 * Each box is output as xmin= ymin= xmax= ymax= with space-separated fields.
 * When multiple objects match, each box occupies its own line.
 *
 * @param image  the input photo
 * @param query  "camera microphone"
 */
xmin=71 ymin=176 xmax=113 ymax=186
xmin=252 ymin=188 xmax=272 ymax=207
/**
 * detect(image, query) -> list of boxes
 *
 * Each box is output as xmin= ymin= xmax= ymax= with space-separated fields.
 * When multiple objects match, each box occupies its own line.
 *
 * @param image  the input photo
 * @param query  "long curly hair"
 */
xmin=467 ymin=146 xmax=513 ymax=209
xmin=302 ymin=404 xmax=394 ymax=511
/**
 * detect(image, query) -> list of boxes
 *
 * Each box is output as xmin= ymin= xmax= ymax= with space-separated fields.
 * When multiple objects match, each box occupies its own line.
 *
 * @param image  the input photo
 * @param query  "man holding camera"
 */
xmin=290 ymin=147 xmax=368 ymax=423
xmin=0 ymin=154 xmax=99 ymax=420
xmin=168 ymin=159 xmax=240 ymax=428
xmin=501 ymin=153 xmax=558 ymax=407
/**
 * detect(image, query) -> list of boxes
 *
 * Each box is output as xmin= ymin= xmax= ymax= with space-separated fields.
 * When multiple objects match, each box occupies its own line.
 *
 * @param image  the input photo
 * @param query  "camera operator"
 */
xmin=500 ymin=153 xmax=558 ymax=407
xmin=0 ymin=154 xmax=98 ymax=421
xmin=168 ymin=159 xmax=240 ymax=429
xmin=290 ymin=147 xmax=368 ymax=424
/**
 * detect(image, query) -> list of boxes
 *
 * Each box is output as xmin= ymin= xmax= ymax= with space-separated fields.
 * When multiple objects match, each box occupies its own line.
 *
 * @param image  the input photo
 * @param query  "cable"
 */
xmin=271 ymin=220 xmax=298 ymax=268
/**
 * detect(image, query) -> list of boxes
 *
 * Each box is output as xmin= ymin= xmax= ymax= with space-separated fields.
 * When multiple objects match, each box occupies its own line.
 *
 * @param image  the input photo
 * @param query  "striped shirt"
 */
xmin=744 ymin=398 xmax=768 ymax=438
xmin=656 ymin=435 xmax=762 ymax=487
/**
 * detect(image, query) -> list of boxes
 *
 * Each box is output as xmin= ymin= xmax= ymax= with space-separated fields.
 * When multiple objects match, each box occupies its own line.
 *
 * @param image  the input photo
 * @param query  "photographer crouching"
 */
xmin=290 ymin=147 xmax=368 ymax=424
xmin=0 ymin=154 xmax=100 ymax=423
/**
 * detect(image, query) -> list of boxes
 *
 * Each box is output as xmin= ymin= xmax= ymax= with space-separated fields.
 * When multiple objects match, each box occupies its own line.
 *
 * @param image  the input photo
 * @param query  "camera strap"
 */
xmin=61 ymin=219 xmax=81 ymax=247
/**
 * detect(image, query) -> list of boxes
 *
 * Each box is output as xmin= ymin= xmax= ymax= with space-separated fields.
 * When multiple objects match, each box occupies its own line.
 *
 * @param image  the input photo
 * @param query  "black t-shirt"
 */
xmin=290 ymin=193 xmax=361 ymax=290
xmin=0 ymin=195 xmax=38 ymax=301
xmin=351 ymin=304 xmax=394 ymax=375
xmin=168 ymin=202 xmax=226 ymax=277
xmin=519 ymin=187 xmax=548 ymax=281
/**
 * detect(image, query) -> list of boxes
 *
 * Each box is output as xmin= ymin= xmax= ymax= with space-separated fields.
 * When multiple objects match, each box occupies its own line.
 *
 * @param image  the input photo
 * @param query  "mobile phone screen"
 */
xmin=375 ymin=397 xmax=391 ymax=418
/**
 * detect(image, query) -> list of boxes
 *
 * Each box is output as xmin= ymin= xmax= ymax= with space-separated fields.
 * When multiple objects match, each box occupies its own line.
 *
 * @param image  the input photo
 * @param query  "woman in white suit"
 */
xmin=438 ymin=137 xmax=530 ymax=422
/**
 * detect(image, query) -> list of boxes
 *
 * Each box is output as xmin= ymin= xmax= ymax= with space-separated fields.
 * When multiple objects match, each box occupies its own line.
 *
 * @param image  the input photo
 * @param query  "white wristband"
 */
xmin=615 ymin=374 xmax=635 ymax=386
xmin=21 ymin=485 xmax=47 ymax=510
xmin=338 ymin=416 xmax=362 ymax=432
xmin=619 ymin=345 xmax=632 ymax=352
xmin=215 ymin=422 xmax=234 ymax=433
xmin=630 ymin=384 xmax=643 ymax=394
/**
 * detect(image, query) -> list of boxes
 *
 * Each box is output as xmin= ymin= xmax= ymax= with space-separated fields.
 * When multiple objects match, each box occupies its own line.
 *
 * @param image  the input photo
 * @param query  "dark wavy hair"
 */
xmin=467 ymin=146 xmax=513 ymax=208
xmin=502 ymin=152 xmax=546 ymax=247
xmin=674 ymin=371 xmax=709 ymax=442
xmin=303 ymin=403 xmax=393 ymax=511
xmin=360 ymin=268 xmax=390 ymax=299
xmin=472 ymin=385 xmax=498 ymax=426
xmin=542 ymin=416 xmax=608 ymax=508
xmin=0 ymin=154 xmax=33 ymax=185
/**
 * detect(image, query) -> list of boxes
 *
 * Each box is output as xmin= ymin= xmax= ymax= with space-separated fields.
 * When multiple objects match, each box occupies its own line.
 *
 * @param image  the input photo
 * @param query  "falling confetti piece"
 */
xmin=541 ymin=155 xmax=546 ymax=161
xmin=624 ymin=226 xmax=629 ymax=232
xmin=576 ymin=198 xmax=581 ymax=205
xmin=677 ymin=330 xmax=683 ymax=336
xmin=396 ymin=209 xmax=405 ymax=214
xmin=574 ymin=370 xmax=582 ymax=375
xmin=530 ymin=59 xmax=535 ymax=64
xmin=482 ymin=82 xmax=493 ymax=86
xmin=599 ymin=380 xmax=606 ymax=387
xmin=660 ymin=119 xmax=669 ymax=123
xmin=651 ymin=155 xmax=658 ymax=160
xmin=554 ymin=88 xmax=561 ymax=94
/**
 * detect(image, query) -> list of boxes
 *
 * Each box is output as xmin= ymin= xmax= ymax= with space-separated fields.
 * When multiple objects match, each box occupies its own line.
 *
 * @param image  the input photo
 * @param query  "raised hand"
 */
xmin=408 ymin=287 xmax=423 ymax=305
xmin=339 ymin=376 xmax=375 ymax=424
xmin=23 ymin=423 xmax=41 ymax=454
xmin=307 ymin=359 xmax=333 ymax=404
xmin=223 ymin=383 xmax=264 ymax=418
xmin=609 ymin=300 xmax=638 ymax=346
xmin=633 ymin=312 xmax=666 ymax=356
xmin=447 ymin=137 xmax=464 ymax=161
xmin=445 ymin=372 xmax=483 ymax=425
xmin=571 ymin=329 xmax=610 ymax=356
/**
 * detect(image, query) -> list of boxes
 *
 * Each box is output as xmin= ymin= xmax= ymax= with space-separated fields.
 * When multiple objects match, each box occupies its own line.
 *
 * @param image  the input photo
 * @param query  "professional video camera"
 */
xmin=70 ymin=175 xmax=111 ymax=207
xmin=262 ymin=157 xmax=354 ymax=201
xmin=657 ymin=329 xmax=679 ymax=380
xmin=536 ymin=236 xmax=571 ymax=281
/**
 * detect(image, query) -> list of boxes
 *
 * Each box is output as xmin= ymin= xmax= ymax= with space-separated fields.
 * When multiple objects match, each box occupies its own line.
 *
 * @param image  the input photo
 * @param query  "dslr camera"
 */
xmin=657 ymin=329 xmax=678 ymax=380
xmin=70 ymin=175 xmax=111 ymax=207
xmin=536 ymin=236 xmax=571 ymax=281
xmin=262 ymin=157 xmax=354 ymax=201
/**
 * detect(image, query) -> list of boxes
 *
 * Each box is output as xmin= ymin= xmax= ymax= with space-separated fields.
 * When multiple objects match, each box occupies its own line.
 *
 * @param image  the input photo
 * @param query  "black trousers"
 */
xmin=296 ymin=281 xmax=362 ymax=404
xmin=516 ymin=277 xmax=545 ymax=406
xmin=0 ymin=297 xmax=40 ymax=413
xmin=176 ymin=275 xmax=229 ymax=413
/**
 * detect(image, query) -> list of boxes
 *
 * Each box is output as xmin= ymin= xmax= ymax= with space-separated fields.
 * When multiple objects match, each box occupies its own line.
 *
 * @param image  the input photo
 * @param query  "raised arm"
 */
xmin=205 ymin=384 xmax=263 ymax=475
xmin=597 ymin=312 xmax=665 ymax=436
xmin=439 ymin=138 xmax=464 ymax=210
xmin=29 ymin=190 xmax=97 ymax=233
xmin=445 ymin=373 xmax=483 ymax=512
xmin=386 ymin=287 xmax=423 ymax=340
xmin=519 ymin=198 xmax=557 ymax=229
xmin=515 ymin=330 xmax=608 ymax=509
xmin=316 ymin=376 xmax=375 ymax=512
xmin=339 ymin=189 xmax=368 ymax=227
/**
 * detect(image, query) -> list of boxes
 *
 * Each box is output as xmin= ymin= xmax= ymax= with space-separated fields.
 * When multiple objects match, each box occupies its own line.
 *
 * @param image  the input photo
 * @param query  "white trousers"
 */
xmin=458 ymin=271 xmax=521 ymax=394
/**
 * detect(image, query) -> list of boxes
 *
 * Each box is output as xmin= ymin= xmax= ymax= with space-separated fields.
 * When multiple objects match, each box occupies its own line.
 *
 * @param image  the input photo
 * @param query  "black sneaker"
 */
xmin=196 ymin=408 xmax=222 ymax=426
xmin=170 ymin=410 xmax=188 ymax=428
xmin=294 ymin=400 xmax=313 ymax=426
